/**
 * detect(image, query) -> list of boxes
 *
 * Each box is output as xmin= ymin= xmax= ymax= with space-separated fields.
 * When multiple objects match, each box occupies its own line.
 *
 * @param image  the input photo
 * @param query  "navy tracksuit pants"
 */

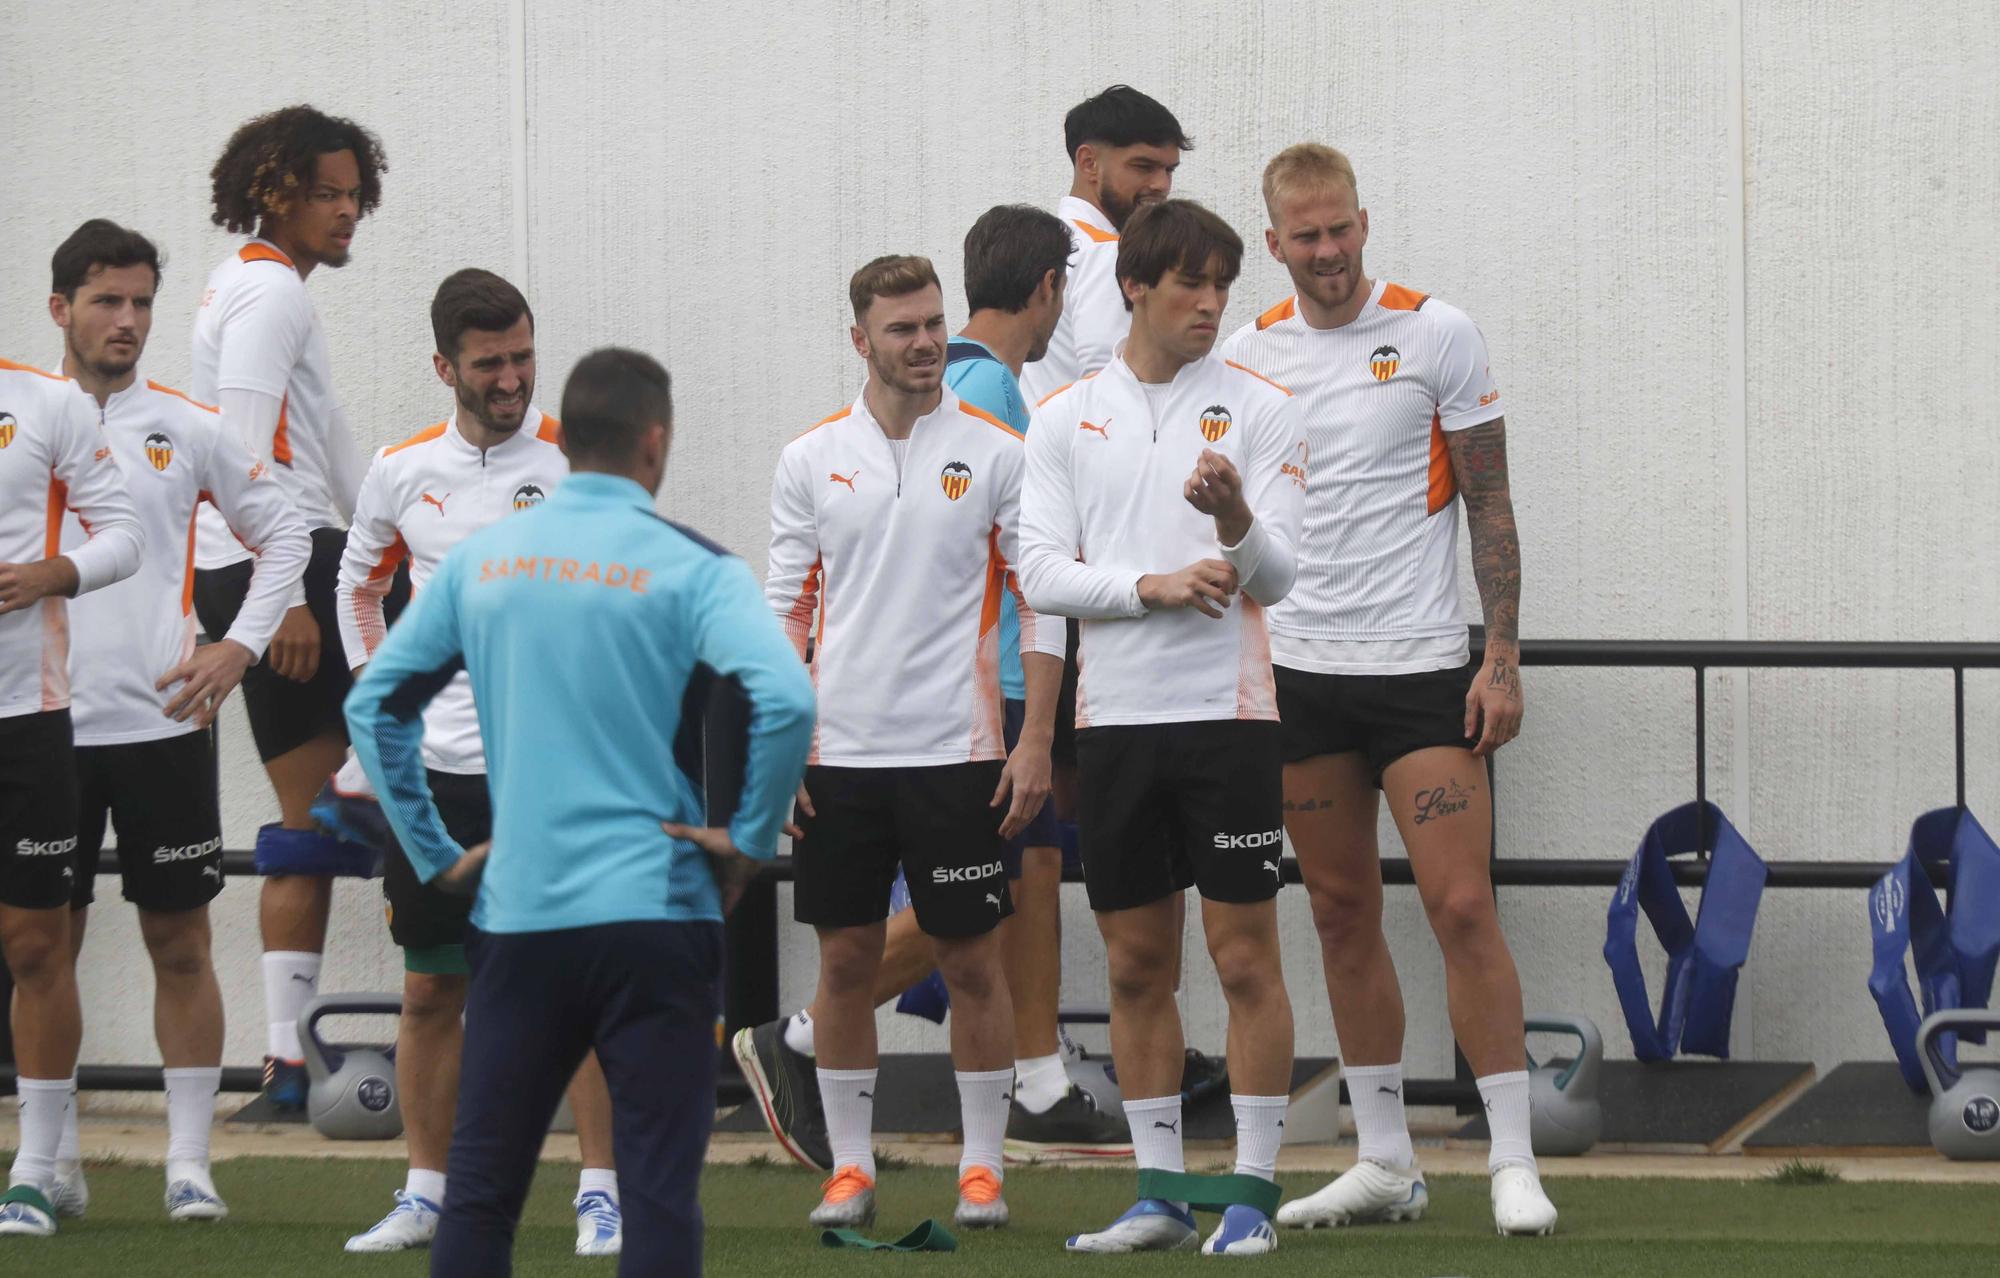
xmin=431 ymin=919 xmax=723 ymax=1277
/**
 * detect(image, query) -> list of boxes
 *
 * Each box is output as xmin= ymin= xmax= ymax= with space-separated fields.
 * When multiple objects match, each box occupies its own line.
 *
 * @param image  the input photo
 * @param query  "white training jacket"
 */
xmin=765 ymin=384 xmax=1063 ymax=768
xmin=0 ymin=359 xmax=143 ymax=719
xmin=1017 ymin=195 xmax=1130 ymax=407
xmin=191 ymin=240 xmax=363 ymax=569
xmin=336 ymin=407 xmax=568 ymax=775
xmin=63 ymin=376 xmax=312 ymax=745
xmin=1018 ymin=349 xmax=1307 ymax=728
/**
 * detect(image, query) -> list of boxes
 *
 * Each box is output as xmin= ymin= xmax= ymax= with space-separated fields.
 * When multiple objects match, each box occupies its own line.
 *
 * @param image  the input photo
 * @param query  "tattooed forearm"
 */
xmin=1488 ymin=655 xmax=1522 ymax=701
xmin=1447 ymin=417 xmax=1521 ymax=648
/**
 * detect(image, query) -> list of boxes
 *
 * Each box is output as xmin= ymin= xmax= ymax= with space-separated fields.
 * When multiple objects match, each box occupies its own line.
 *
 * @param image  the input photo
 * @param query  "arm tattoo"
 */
xmin=1446 ymin=417 xmax=1521 ymax=649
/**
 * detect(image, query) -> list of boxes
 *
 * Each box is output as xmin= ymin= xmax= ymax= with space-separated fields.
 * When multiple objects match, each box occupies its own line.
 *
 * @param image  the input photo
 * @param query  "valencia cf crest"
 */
xmin=0 ymin=412 xmax=15 ymax=449
xmin=145 ymin=431 xmax=174 ymax=471
xmin=1370 ymin=345 xmax=1400 ymax=381
xmin=512 ymin=483 xmax=546 ymax=511
xmin=939 ymin=460 xmax=973 ymax=502
xmin=1198 ymin=404 xmax=1233 ymax=442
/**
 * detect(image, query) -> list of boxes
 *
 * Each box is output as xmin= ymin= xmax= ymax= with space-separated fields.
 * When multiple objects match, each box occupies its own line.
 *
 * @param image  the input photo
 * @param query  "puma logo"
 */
xmin=1483 ymin=1097 xmax=1494 ymax=1113
xmin=1377 ymin=1084 xmax=1402 ymax=1098
xmin=202 ymin=863 xmax=223 ymax=884
xmin=858 ymin=1089 xmax=874 ymax=1100
xmin=1152 ymin=1118 xmax=1179 ymax=1133
xmin=985 ymin=892 xmax=1001 ymax=909
xmin=829 ymin=469 xmax=859 ymax=491
xmin=1262 ymin=859 xmax=1280 ymax=876
xmin=290 ymin=972 xmax=315 ymax=985
xmin=1079 ymin=418 xmax=1111 ymax=439
xmin=421 ymin=491 xmax=450 ymax=515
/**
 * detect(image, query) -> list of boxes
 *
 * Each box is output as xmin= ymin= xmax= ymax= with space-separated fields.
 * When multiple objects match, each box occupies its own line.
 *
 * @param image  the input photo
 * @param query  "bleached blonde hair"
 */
xmin=1261 ymin=143 xmax=1360 ymax=221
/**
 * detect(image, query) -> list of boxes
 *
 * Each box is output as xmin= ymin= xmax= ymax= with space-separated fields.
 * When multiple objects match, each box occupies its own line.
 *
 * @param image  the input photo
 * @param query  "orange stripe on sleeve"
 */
xmin=957 ymin=400 xmax=1024 ymax=440
xmin=1426 ymin=412 xmax=1456 ymax=515
xmin=384 ymin=421 xmax=449 ymax=457
xmin=45 ymin=475 xmax=67 ymax=558
xmin=238 ymin=243 xmax=297 ymax=269
xmin=271 ymin=394 xmax=293 ymax=466
xmin=182 ymin=491 xmax=212 ymax=616
xmin=1254 ymin=296 xmax=1297 ymax=330
xmin=1224 ymin=360 xmax=1294 ymax=396
xmin=1072 ymin=219 xmax=1118 ymax=244
xmin=0 ymin=357 xmax=66 ymax=380
xmin=147 ymin=380 xmax=220 ymax=413
xmin=1035 ymin=370 xmax=1098 ymax=408
xmin=1378 ymin=282 xmax=1430 ymax=312
xmin=535 ymin=413 xmax=564 ymax=445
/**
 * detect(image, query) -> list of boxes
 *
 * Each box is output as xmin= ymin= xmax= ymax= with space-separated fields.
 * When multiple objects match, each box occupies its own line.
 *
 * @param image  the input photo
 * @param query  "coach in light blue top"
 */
xmin=346 ymin=348 xmax=812 ymax=1278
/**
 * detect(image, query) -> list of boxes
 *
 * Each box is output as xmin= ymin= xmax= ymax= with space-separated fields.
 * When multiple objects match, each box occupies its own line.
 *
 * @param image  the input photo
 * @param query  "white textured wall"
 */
xmin=1 ymin=0 xmax=1993 ymax=1081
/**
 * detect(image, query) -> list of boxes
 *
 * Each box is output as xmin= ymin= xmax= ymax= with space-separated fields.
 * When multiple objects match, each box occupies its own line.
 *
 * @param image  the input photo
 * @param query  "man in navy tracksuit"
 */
xmin=347 ymin=347 xmax=815 ymax=1276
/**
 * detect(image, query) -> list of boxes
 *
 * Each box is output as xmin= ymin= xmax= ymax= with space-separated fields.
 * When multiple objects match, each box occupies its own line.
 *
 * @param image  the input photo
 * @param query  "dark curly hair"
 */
xmin=209 ymin=105 xmax=387 ymax=235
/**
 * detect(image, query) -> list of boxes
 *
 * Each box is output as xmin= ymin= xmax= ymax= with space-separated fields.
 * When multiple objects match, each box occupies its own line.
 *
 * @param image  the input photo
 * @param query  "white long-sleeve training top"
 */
xmin=336 ymin=407 xmax=568 ymax=775
xmin=63 ymin=376 xmax=311 ymax=745
xmin=765 ymin=384 xmax=1064 ymax=767
xmin=0 ymin=358 xmax=144 ymax=719
xmin=1018 ymin=349 xmax=1307 ymax=728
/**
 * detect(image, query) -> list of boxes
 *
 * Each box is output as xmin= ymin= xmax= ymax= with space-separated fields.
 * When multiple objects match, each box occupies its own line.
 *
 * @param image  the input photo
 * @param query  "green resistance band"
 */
xmin=1136 ymin=1169 xmax=1283 ymax=1217
xmin=820 ymin=1219 xmax=959 ymax=1252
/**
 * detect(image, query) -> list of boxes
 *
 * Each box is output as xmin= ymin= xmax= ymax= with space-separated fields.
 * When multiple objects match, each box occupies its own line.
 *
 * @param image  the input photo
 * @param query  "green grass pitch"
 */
xmin=10 ymin=1155 xmax=1999 ymax=1275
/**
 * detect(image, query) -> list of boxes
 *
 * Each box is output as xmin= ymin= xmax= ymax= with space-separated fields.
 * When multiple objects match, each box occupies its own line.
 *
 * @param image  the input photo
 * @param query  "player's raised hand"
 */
xmin=1138 ymin=558 xmax=1239 ymax=618
xmin=158 ymin=638 xmax=256 ymax=727
xmin=1183 ymin=448 xmax=1246 ymax=518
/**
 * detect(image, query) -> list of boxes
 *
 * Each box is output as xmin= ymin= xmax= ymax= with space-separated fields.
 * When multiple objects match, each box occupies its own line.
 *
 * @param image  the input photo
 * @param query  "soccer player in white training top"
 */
xmin=1220 ymin=143 xmax=1555 ymax=1236
xmin=1020 ymin=200 xmax=1305 ymax=1257
xmin=0 ymin=357 xmax=142 ymax=1240
xmin=335 ymin=269 xmax=624 ymax=1258
xmin=188 ymin=104 xmax=384 ymax=1115
xmin=765 ymin=256 xmax=1065 ymax=1232
xmin=45 ymin=220 xmax=311 ymax=1225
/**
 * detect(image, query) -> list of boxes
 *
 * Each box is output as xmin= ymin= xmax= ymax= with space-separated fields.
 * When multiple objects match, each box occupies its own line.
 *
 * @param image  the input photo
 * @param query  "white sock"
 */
xmin=56 ymin=1074 xmax=80 ymax=1169
xmin=163 ymin=1066 xmax=220 ymax=1170
xmin=1057 ymin=1024 xmax=1085 ymax=1063
xmin=783 ymin=1009 xmax=815 ymax=1057
xmin=1477 ymin=1070 xmax=1536 ymax=1173
xmin=1012 ymin=1053 xmax=1068 ymax=1114
xmin=955 ymin=1069 xmax=1012 ymax=1177
xmin=1231 ymin=1093 xmax=1288 ymax=1182
xmin=406 ymin=1167 xmax=447 ymax=1206
xmin=578 ymin=1167 xmax=618 ymax=1202
xmin=818 ymin=1067 xmax=877 ymax=1178
xmin=1122 ymin=1093 xmax=1186 ymax=1211
xmin=1343 ymin=1060 xmax=1416 ymax=1168
xmin=8 ymin=1077 xmax=71 ymax=1192
xmin=262 ymin=950 xmax=322 ymax=1060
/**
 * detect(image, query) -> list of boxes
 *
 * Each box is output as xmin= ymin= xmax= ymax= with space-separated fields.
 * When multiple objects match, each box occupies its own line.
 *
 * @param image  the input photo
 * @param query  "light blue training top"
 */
xmin=345 ymin=472 xmax=815 ymax=933
xmin=944 ymin=336 xmax=1031 ymax=702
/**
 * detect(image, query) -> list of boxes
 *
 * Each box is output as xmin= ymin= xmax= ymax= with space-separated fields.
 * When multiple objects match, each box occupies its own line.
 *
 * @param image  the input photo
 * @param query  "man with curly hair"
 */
xmin=186 ymin=104 xmax=389 ymax=1114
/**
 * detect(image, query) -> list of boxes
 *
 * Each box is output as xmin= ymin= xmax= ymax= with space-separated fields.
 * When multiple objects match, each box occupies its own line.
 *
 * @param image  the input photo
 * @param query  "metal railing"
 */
xmin=4 ymin=638 xmax=1993 ymax=1105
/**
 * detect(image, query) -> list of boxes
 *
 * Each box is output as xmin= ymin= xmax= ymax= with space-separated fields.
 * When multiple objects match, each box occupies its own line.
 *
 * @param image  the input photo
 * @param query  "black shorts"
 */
xmin=192 ymin=527 xmax=408 ymax=763
xmin=1002 ymin=698 xmax=1058 ymax=869
xmin=382 ymin=769 xmax=492 ymax=951
xmin=1051 ymin=619 xmax=1080 ymax=767
xmin=1274 ymin=660 xmax=1479 ymax=780
xmin=793 ymin=761 xmax=1012 ymax=938
xmin=72 ymin=731 xmax=223 ymax=912
xmin=1074 ymin=719 xmax=1285 ymax=912
xmin=0 ymin=710 xmax=80 ymax=910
